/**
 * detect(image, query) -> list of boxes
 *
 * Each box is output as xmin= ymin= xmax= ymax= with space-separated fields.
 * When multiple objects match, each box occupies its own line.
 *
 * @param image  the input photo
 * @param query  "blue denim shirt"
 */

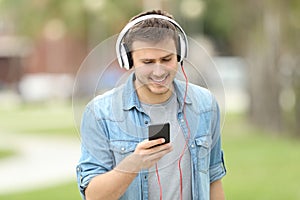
xmin=76 ymin=73 xmax=226 ymax=200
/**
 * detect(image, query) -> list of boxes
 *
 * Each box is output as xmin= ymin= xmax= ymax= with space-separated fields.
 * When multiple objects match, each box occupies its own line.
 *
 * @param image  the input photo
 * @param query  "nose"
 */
xmin=152 ymin=64 xmax=165 ymax=77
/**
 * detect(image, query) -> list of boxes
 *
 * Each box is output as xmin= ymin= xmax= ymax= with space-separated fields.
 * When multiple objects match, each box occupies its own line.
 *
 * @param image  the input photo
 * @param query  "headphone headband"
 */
xmin=116 ymin=14 xmax=188 ymax=70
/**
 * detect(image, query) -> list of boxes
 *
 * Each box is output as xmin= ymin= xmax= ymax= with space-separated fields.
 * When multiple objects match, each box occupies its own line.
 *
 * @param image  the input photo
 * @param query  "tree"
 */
xmin=199 ymin=0 xmax=300 ymax=135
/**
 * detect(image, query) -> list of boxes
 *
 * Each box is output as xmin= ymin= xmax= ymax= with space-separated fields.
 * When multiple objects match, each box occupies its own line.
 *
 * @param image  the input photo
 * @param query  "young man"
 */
xmin=76 ymin=10 xmax=226 ymax=200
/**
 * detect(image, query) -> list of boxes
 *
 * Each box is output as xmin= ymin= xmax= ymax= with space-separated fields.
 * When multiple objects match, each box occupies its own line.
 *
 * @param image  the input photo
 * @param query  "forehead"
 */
xmin=131 ymin=39 xmax=177 ymax=55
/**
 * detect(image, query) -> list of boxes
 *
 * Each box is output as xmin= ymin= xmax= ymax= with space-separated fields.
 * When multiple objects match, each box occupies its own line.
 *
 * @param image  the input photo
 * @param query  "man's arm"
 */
xmin=209 ymin=98 xmax=226 ymax=200
xmin=85 ymin=167 xmax=137 ymax=200
xmin=85 ymin=139 xmax=173 ymax=200
xmin=210 ymin=179 xmax=225 ymax=200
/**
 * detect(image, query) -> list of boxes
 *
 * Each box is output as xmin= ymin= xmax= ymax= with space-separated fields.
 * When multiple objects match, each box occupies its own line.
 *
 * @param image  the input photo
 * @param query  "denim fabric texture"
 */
xmin=76 ymin=73 xmax=226 ymax=200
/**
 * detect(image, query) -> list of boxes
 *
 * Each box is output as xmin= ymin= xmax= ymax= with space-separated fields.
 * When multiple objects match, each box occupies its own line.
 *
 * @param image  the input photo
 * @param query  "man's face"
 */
xmin=131 ymin=38 xmax=178 ymax=101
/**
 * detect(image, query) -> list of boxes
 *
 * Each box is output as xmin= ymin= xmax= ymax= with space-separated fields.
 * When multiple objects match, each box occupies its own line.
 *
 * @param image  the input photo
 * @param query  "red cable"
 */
xmin=155 ymin=163 xmax=163 ymax=200
xmin=155 ymin=64 xmax=190 ymax=200
xmin=178 ymin=64 xmax=191 ymax=200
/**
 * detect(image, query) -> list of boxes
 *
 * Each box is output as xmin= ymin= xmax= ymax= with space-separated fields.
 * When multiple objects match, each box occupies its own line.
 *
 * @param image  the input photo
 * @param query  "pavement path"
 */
xmin=0 ymin=133 xmax=81 ymax=194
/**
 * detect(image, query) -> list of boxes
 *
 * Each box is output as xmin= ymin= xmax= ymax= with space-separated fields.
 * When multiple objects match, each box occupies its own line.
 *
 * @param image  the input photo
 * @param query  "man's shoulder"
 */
xmin=88 ymin=73 xmax=134 ymax=106
xmin=97 ymin=84 xmax=125 ymax=100
xmin=188 ymin=82 xmax=212 ymax=98
xmin=175 ymin=79 xmax=213 ymax=98
xmin=175 ymin=80 xmax=216 ymax=112
xmin=86 ymin=85 xmax=125 ymax=112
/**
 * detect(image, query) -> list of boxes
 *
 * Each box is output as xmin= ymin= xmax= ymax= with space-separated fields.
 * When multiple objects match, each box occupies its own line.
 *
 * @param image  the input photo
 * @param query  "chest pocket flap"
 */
xmin=109 ymin=140 xmax=138 ymax=165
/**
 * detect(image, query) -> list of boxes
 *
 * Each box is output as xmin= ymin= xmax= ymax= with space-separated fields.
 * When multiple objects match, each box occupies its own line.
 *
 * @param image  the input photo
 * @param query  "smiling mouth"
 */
xmin=150 ymin=75 xmax=168 ymax=84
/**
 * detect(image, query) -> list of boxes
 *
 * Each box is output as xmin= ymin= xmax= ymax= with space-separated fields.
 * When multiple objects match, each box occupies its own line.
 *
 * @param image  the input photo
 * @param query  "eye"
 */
xmin=161 ymin=57 xmax=172 ymax=62
xmin=143 ymin=60 xmax=154 ymax=64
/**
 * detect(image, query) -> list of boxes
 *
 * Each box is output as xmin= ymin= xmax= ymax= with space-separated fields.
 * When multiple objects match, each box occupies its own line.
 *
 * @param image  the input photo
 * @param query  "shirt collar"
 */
xmin=122 ymin=73 xmax=141 ymax=111
xmin=173 ymin=78 xmax=192 ymax=112
xmin=122 ymin=73 xmax=192 ymax=111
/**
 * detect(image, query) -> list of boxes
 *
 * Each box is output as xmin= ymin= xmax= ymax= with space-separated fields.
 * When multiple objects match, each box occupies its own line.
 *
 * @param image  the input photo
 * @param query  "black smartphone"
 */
xmin=148 ymin=123 xmax=170 ymax=147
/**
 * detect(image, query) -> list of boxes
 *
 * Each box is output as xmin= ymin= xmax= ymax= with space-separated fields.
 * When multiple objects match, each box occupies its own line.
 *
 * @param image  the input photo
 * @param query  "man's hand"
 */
xmin=85 ymin=139 xmax=172 ymax=200
xmin=115 ymin=138 xmax=173 ymax=173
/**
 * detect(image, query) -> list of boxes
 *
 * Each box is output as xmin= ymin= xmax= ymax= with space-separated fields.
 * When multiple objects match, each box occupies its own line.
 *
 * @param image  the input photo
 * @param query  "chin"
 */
xmin=149 ymin=86 xmax=169 ymax=95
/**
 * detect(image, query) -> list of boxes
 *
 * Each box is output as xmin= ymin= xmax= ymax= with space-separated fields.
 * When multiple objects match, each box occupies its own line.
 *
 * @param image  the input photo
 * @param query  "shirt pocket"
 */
xmin=195 ymin=136 xmax=211 ymax=173
xmin=109 ymin=140 xmax=138 ymax=165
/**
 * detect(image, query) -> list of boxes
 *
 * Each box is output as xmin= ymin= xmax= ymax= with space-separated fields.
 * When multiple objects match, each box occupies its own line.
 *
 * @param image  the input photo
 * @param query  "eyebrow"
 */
xmin=161 ymin=53 xmax=174 ymax=59
xmin=140 ymin=53 xmax=174 ymax=61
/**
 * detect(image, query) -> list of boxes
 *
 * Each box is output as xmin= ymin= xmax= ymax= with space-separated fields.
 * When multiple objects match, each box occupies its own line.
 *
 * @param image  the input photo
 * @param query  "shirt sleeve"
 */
xmin=209 ymin=98 xmax=227 ymax=183
xmin=76 ymin=104 xmax=114 ymax=199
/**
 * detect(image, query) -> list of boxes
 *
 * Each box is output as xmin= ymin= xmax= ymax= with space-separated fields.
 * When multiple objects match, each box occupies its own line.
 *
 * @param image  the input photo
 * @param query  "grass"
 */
xmin=0 ymin=149 xmax=15 ymax=159
xmin=0 ymin=101 xmax=78 ymax=136
xmin=222 ymin=113 xmax=300 ymax=200
xmin=0 ymin=102 xmax=81 ymax=200
xmin=0 ymin=182 xmax=81 ymax=200
xmin=0 ymin=103 xmax=299 ymax=199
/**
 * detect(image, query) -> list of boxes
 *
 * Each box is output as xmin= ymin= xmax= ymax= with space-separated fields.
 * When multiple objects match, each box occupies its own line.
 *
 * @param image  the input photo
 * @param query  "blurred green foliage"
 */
xmin=0 ymin=0 xmax=143 ymax=42
xmin=1 ymin=0 xmax=299 ymax=59
xmin=0 ymin=0 xmax=84 ymax=38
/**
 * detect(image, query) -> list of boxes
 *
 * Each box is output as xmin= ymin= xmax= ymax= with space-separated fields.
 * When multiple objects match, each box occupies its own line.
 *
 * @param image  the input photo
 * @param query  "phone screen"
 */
xmin=148 ymin=123 xmax=170 ymax=146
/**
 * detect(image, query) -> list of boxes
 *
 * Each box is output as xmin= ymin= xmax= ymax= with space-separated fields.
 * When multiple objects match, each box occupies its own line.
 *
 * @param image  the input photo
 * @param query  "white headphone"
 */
xmin=115 ymin=14 xmax=188 ymax=70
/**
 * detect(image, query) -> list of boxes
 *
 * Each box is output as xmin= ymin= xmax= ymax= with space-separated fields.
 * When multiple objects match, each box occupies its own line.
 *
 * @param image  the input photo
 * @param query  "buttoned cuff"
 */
xmin=209 ymin=154 xmax=227 ymax=183
xmin=76 ymin=165 xmax=102 ymax=200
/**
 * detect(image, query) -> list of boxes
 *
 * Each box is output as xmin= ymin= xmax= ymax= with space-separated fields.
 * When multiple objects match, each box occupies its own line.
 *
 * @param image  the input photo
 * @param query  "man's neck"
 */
xmin=135 ymin=84 xmax=174 ymax=105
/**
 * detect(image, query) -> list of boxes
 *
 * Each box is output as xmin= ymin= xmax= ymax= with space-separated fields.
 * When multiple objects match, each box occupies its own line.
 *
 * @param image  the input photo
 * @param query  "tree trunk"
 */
xmin=247 ymin=9 xmax=282 ymax=132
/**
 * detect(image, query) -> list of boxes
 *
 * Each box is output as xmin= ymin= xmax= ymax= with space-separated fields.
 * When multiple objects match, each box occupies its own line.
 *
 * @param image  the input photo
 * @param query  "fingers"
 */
xmin=146 ymin=145 xmax=173 ymax=161
xmin=136 ymin=139 xmax=172 ymax=156
xmin=132 ymin=139 xmax=173 ymax=169
xmin=114 ymin=138 xmax=173 ymax=173
xmin=147 ymin=142 xmax=172 ymax=155
xmin=139 ymin=138 xmax=166 ymax=149
xmin=141 ymin=145 xmax=173 ymax=168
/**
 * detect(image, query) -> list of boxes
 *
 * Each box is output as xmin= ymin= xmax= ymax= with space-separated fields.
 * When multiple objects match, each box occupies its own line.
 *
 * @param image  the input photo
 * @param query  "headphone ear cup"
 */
xmin=120 ymin=43 xmax=133 ymax=70
xmin=125 ymin=45 xmax=133 ymax=69
xmin=177 ymin=35 xmax=181 ymax=62
xmin=177 ymin=34 xmax=186 ymax=63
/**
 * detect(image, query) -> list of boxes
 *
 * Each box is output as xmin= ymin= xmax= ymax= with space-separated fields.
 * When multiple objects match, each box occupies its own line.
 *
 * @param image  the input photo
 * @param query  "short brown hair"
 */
xmin=123 ymin=10 xmax=179 ymax=52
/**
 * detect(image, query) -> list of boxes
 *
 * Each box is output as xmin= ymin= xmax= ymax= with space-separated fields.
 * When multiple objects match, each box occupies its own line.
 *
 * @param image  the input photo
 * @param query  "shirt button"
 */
xmin=181 ymin=119 xmax=185 ymax=123
xmin=144 ymin=175 xmax=148 ymax=180
xmin=121 ymin=147 xmax=125 ymax=151
xmin=144 ymin=121 xmax=148 ymax=124
xmin=191 ymin=144 xmax=195 ymax=148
